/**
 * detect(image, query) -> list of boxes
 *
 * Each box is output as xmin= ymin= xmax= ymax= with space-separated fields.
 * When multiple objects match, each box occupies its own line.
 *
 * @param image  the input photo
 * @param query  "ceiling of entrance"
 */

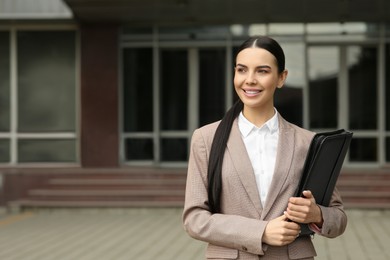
xmin=64 ymin=0 xmax=390 ymax=25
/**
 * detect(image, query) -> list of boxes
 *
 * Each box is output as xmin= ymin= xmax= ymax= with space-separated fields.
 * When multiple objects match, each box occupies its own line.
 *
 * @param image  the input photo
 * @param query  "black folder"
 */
xmin=296 ymin=129 xmax=353 ymax=236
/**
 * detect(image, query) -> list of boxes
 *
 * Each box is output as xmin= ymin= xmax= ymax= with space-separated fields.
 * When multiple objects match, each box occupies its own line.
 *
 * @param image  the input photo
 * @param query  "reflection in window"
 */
xmin=308 ymin=46 xmax=338 ymax=128
xmin=349 ymin=138 xmax=377 ymax=162
xmin=0 ymin=32 xmax=10 ymax=132
xmin=123 ymin=48 xmax=153 ymax=132
xmin=160 ymin=49 xmax=188 ymax=130
xmin=348 ymin=46 xmax=377 ymax=130
xmin=125 ymin=138 xmax=153 ymax=160
xmin=17 ymin=31 xmax=76 ymax=133
xmin=18 ymin=139 xmax=76 ymax=163
xmin=199 ymin=48 xmax=226 ymax=126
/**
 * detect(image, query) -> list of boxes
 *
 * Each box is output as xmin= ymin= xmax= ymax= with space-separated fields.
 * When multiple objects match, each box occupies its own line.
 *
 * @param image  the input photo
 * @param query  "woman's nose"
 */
xmin=246 ymin=73 xmax=257 ymax=85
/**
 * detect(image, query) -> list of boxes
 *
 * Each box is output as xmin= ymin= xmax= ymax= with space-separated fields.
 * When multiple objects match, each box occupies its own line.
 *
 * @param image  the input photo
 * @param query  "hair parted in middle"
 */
xmin=207 ymin=35 xmax=286 ymax=213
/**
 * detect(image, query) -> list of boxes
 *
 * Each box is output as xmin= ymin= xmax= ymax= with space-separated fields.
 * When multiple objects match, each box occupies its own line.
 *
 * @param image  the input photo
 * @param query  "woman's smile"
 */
xmin=243 ymin=88 xmax=262 ymax=97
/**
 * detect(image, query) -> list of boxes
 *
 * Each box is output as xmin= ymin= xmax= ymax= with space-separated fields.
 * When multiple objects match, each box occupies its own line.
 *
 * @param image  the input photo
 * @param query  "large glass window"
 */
xmin=386 ymin=137 xmax=390 ymax=163
xmin=0 ymin=32 xmax=10 ymax=132
xmin=275 ymin=42 xmax=305 ymax=127
xmin=123 ymin=48 xmax=153 ymax=132
xmin=348 ymin=46 xmax=377 ymax=130
xmin=122 ymin=48 xmax=154 ymax=162
xmin=160 ymin=49 xmax=188 ymax=131
xmin=17 ymin=31 xmax=76 ymax=132
xmin=122 ymin=25 xmax=388 ymax=167
xmin=387 ymin=44 xmax=390 ymax=132
xmin=386 ymin=44 xmax=390 ymax=163
xmin=122 ymin=48 xmax=190 ymax=164
xmin=308 ymin=46 xmax=339 ymax=129
xmin=349 ymin=138 xmax=377 ymax=162
xmin=0 ymin=32 xmax=10 ymax=163
xmin=198 ymin=48 xmax=226 ymax=126
xmin=0 ymin=30 xmax=77 ymax=164
xmin=18 ymin=139 xmax=76 ymax=163
xmin=0 ymin=139 xmax=9 ymax=163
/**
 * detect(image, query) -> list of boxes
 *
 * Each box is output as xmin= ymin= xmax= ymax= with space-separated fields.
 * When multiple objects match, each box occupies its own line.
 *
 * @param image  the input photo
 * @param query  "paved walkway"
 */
xmin=0 ymin=208 xmax=389 ymax=260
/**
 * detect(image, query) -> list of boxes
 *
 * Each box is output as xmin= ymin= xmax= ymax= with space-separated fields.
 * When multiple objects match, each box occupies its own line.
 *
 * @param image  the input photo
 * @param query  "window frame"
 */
xmin=0 ymin=24 xmax=80 ymax=166
xmin=121 ymin=24 xmax=390 ymax=168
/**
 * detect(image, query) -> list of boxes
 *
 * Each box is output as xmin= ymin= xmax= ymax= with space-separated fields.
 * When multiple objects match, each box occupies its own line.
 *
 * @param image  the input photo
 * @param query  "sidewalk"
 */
xmin=0 ymin=208 xmax=389 ymax=260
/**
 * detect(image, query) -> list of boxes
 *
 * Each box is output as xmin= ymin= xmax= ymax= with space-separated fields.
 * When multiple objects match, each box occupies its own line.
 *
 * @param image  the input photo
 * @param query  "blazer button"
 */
xmin=242 ymin=246 xmax=248 ymax=251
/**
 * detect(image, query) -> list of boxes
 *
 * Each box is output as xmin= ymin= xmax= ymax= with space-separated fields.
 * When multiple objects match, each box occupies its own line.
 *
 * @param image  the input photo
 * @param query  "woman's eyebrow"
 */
xmin=235 ymin=63 xmax=247 ymax=68
xmin=236 ymin=63 xmax=271 ymax=69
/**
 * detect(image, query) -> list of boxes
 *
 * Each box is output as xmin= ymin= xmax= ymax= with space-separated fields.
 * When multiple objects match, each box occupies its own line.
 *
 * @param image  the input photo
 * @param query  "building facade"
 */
xmin=0 ymin=0 xmax=389 ymax=208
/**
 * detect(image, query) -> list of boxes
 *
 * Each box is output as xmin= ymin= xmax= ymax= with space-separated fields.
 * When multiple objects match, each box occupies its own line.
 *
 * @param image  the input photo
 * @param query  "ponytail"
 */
xmin=207 ymin=100 xmax=243 ymax=213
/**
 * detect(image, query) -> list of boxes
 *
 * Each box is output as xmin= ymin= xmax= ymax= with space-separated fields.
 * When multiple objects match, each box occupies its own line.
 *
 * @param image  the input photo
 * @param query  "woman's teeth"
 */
xmin=245 ymin=90 xmax=260 ymax=94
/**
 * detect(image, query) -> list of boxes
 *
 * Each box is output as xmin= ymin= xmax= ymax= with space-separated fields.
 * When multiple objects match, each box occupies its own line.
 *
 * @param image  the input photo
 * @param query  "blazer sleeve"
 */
xmin=182 ymin=128 xmax=267 ymax=256
xmin=316 ymin=187 xmax=348 ymax=238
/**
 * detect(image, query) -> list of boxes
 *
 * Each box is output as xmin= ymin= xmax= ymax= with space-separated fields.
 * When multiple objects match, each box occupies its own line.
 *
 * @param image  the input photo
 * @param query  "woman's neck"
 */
xmin=242 ymin=106 xmax=275 ymax=128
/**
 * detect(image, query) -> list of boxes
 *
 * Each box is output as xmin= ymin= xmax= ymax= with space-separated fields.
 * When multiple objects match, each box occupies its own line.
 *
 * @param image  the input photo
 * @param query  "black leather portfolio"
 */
xmin=296 ymin=129 xmax=353 ymax=236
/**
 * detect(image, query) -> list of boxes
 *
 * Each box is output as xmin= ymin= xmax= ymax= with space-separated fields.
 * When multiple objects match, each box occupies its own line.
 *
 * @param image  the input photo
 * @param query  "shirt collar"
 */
xmin=238 ymin=109 xmax=279 ymax=137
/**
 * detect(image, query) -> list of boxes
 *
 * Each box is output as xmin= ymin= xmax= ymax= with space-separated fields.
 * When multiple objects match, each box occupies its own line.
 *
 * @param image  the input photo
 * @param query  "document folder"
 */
xmin=296 ymin=129 xmax=353 ymax=236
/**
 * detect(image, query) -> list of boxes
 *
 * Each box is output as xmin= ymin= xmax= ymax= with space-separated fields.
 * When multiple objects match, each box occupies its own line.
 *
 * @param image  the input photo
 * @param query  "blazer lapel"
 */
xmin=227 ymin=119 xmax=263 ymax=216
xmin=261 ymin=116 xmax=295 ymax=219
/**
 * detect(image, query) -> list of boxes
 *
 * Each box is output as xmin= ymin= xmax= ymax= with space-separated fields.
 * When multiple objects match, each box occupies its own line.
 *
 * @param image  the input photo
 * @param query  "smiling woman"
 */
xmin=183 ymin=35 xmax=347 ymax=260
xmin=233 ymin=47 xmax=287 ymax=126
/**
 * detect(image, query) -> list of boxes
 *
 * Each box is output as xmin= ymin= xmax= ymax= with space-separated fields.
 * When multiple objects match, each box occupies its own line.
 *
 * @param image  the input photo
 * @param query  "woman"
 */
xmin=182 ymin=35 xmax=347 ymax=259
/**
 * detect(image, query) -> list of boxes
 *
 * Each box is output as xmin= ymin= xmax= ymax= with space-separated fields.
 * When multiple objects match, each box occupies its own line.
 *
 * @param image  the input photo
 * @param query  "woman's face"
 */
xmin=234 ymin=47 xmax=287 ymax=111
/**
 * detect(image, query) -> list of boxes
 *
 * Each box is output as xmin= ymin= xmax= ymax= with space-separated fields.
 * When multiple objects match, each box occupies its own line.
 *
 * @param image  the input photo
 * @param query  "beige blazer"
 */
xmin=183 ymin=115 xmax=347 ymax=260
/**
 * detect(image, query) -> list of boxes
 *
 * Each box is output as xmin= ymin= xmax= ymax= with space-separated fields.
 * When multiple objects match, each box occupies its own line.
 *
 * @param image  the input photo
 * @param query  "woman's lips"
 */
xmin=243 ymin=89 xmax=262 ymax=96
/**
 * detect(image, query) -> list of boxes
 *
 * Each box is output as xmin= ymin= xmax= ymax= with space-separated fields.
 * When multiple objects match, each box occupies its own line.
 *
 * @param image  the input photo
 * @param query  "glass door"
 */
xmin=122 ymin=46 xmax=227 ymax=166
xmin=308 ymin=44 xmax=379 ymax=164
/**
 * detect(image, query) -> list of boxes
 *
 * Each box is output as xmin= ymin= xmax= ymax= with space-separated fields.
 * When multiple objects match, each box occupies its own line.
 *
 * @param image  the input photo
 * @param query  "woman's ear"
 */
xmin=277 ymin=70 xmax=288 ymax=88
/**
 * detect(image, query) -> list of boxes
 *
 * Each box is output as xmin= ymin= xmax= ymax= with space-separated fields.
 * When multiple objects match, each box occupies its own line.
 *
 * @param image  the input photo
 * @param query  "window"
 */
xmin=386 ymin=44 xmax=390 ymax=163
xmin=348 ymin=46 xmax=378 ymax=163
xmin=348 ymin=46 xmax=377 ymax=130
xmin=274 ymin=42 xmax=305 ymax=127
xmin=0 ymin=32 xmax=10 ymax=133
xmin=122 ymin=48 xmax=154 ymax=161
xmin=198 ymin=48 xmax=226 ymax=126
xmin=308 ymin=46 xmax=339 ymax=129
xmin=160 ymin=49 xmax=188 ymax=131
xmin=122 ymin=25 xmax=389 ymax=167
xmin=0 ymin=30 xmax=77 ymax=164
xmin=0 ymin=32 xmax=10 ymax=162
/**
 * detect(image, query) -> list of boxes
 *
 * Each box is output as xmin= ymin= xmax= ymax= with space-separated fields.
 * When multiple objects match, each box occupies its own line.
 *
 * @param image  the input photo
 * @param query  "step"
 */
xmin=343 ymin=201 xmax=390 ymax=209
xmin=48 ymin=178 xmax=186 ymax=186
xmin=340 ymin=190 xmax=390 ymax=198
xmin=8 ymin=199 xmax=184 ymax=212
xmin=337 ymin=179 xmax=390 ymax=186
xmin=28 ymin=189 xmax=185 ymax=197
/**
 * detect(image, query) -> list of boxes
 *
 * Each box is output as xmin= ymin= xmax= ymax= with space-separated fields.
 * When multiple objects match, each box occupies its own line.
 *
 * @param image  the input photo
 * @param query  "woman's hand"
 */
xmin=285 ymin=190 xmax=323 ymax=227
xmin=262 ymin=214 xmax=301 ymax=246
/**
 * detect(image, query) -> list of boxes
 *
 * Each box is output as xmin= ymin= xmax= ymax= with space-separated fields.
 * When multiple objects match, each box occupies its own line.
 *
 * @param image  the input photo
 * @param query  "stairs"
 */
xmin=4 ymin=168 xmax=390 ymax=211
xmin=337 ymin=170 xmax=390 ymax=209
xmin=5 ymin=168 xmax=187 ymax=211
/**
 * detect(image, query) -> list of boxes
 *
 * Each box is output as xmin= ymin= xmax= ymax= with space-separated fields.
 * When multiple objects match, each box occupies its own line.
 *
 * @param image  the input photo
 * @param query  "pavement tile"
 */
xmin=0 ymin=208 xmax=389 ymax=260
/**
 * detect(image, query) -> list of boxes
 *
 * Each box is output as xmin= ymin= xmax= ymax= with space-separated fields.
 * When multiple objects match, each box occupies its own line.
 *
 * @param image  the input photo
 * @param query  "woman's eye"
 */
xmin=257 ymin=69 xmax=268 ymax=74
xmin=236 ymin=67 xmax=246 ymax=73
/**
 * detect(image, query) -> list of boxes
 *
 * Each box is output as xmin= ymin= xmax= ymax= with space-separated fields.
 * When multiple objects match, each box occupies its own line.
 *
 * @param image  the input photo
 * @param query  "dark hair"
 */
xmin=207 ymin=36 xmax=285 ymax=213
